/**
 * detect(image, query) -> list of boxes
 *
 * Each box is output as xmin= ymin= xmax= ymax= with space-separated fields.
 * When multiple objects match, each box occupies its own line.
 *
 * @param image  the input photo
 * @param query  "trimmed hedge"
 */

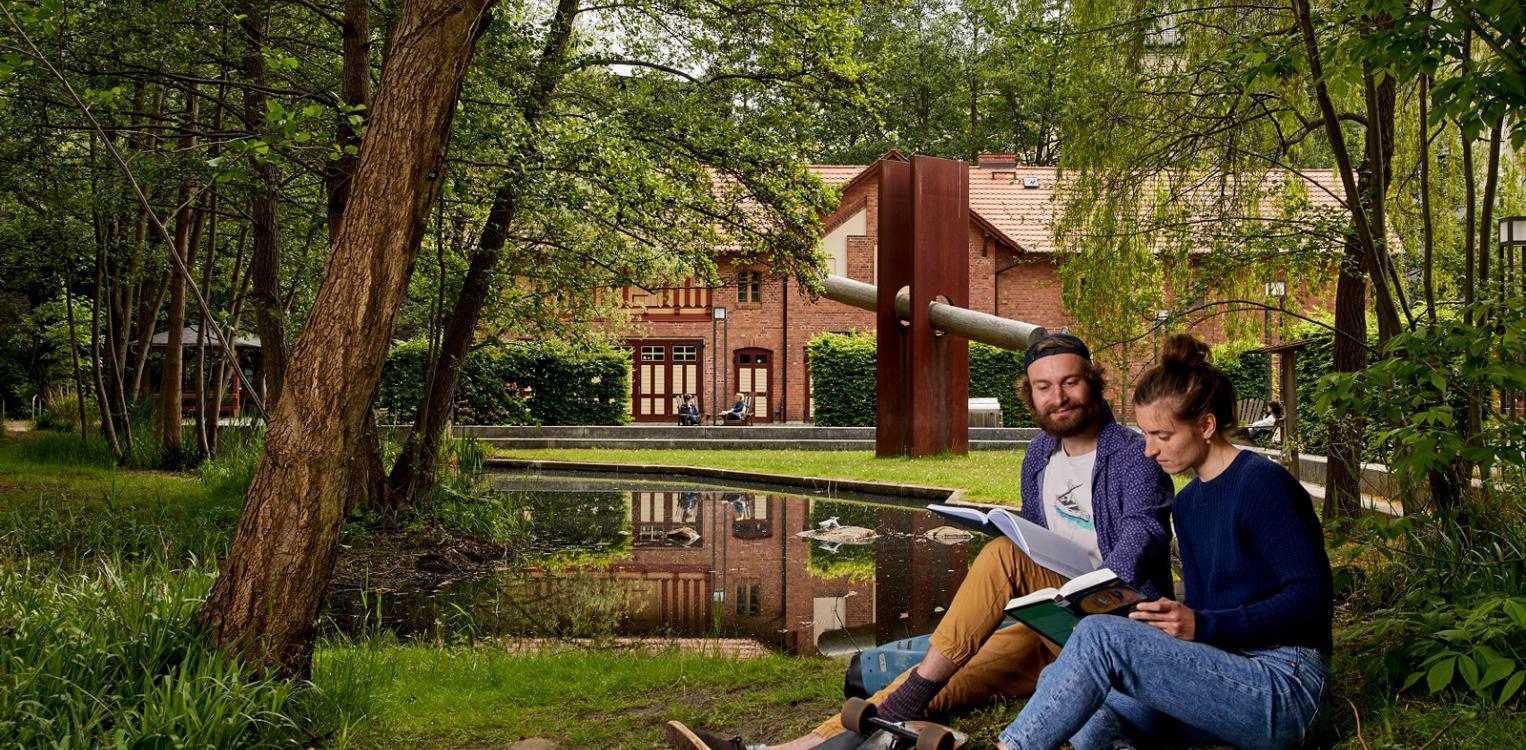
xmin=381 ymin=338 xmax=630 ymax=426
xmin=807 ymin=333 xmax=877 ymax=427
xmin=806 ymin=332 xmax=1035 ymax=427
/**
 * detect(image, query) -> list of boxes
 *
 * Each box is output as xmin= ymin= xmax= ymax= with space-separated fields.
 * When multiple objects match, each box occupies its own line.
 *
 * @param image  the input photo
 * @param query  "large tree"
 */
xmin=201 ymin=0 xmax=496 ymax=673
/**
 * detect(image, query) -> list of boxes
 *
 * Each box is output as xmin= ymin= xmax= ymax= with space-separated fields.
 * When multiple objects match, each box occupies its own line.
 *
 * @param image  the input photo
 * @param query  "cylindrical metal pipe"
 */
xmin=821 ymin=274 xmax=1048 ymax=350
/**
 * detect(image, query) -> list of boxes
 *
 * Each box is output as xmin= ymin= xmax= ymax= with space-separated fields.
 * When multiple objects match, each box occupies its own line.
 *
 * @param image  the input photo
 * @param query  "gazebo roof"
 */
xmin=149 ymin=325 xmax=261 ymax=349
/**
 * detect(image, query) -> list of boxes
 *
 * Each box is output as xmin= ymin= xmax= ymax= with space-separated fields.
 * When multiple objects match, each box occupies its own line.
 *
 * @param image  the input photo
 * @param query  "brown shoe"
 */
xmin=663 ymin=720 xmax=750 ymax=750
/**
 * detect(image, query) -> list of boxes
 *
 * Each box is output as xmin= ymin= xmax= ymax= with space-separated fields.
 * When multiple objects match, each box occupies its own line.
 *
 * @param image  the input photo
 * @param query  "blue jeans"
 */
xmin=998 ymin=615 xmax=1330 ymax=750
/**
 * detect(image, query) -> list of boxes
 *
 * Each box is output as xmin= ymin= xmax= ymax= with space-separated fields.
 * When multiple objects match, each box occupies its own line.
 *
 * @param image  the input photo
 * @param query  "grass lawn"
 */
xmin=0 ymin=431 xmax=241 ymax=564
xmin=4 ymin=430 xmax=1521 ymax=749
xmin=492 ymin=447 xmax=1031 ymax=505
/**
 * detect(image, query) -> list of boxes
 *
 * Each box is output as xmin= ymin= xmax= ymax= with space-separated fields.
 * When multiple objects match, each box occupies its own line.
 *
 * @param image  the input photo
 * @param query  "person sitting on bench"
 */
xmin=1245 ymin=400 xmax=1282 ymax=444
xmin=678 ymin=395 xmax=701 ymax=426
xmin=721 ymin=392 xmax=749 ymax=422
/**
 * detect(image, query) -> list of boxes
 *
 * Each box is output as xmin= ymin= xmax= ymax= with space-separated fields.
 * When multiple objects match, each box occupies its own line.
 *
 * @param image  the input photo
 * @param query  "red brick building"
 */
xmin=619 ymin=152 xmax=1338 ymax=423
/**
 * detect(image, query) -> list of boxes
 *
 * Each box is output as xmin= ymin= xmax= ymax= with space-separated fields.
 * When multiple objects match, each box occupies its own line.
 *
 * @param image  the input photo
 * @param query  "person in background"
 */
xmin=721 ymin=392 xmax=749 ymax=422
xmin=679 ymin=394 xmax=701 ymax=426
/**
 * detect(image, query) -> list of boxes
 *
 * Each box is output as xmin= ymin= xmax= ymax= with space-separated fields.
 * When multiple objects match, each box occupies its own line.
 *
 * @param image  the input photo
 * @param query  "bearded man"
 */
xmin=665 ymin=334 xmax=1175 ymax=750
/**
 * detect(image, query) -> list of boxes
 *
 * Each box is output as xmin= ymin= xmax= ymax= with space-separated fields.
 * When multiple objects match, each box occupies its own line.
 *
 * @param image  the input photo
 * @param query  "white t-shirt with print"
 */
xmin=1041 ymin=447 xmax=1104 ymax=569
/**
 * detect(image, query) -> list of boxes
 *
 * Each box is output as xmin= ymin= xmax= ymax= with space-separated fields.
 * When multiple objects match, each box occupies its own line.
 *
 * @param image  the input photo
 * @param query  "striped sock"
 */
xmin=877 ymin=672 xmax=947 ymax=723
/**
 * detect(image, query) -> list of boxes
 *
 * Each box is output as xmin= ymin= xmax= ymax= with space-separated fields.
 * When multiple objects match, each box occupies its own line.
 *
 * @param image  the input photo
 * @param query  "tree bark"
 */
xmin=1323 ymin=234 xmax=1366 ymax=518
xmin=386 ymin=0 xmax=579 ymax=514
xmin=202 ymin=0 xmax=496 ymax=675
xmin=159 ymin=91 xmax=203 ymax=455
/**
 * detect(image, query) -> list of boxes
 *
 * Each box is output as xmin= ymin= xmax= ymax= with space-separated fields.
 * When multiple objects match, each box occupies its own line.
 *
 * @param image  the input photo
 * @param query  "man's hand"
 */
xmin=1129 ymin=598 xmax=1195 ymax=640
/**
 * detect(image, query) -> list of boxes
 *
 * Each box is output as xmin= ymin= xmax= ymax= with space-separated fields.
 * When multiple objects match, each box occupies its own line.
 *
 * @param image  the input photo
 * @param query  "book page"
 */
xmin=925 ymin=504 xmax=989 ymax=526
xmin=987 ymin=508 xmax=1097 ymax=580
xmin=1057 ymin=568 xmax=1119 ymax=597
xmin=1004 ymin=587 xmax=1063 ymax=611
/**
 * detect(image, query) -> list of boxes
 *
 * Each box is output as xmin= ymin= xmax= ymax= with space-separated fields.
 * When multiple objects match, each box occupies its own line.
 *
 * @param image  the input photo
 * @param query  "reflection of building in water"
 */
xmin=539 ymin=490 xmax=974 ymax=655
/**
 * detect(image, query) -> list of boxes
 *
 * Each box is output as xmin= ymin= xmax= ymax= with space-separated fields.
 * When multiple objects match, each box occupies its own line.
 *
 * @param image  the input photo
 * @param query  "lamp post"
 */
xmin=712 ymin=306 xmax=726 ymax=424
xmin=1153 ymin=309 xmax=1170 ymax=361
xmin=1264 ymin=280 xmax=1286 ymax=399
xmin=1500 ymin=217 xmax=1526 ymax=298
xmin=1499 ymin=218 xmax=1526 ymax=418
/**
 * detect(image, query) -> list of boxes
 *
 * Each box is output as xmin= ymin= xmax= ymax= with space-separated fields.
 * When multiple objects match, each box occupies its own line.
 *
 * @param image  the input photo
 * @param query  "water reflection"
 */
xmin=324 ymin=479 xmax=985 ymax=655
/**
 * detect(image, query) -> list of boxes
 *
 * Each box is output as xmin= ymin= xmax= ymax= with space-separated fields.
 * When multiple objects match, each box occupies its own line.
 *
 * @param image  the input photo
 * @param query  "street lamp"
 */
xmin=712 ymin=306 xmax=727 ymax=424
xmin=1500 ymin=217 xmax=1526 ymax=297
xmin=1499 ymin=219 xmax=1526 ymax=418
xmin=1264 ymin=280 xmax=1287 ymax=399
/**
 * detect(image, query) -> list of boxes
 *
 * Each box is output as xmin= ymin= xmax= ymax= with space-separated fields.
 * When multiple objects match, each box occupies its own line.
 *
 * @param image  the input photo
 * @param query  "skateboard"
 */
xmin=815 ymin=698 xmax=967 ymax=750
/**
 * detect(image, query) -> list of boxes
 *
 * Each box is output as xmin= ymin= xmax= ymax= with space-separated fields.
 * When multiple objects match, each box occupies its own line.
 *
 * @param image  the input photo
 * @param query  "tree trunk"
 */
xmin=1323 ymin=235 xmax=1366 ymax=518
xmin=202 ymin=0 xmax=496 ymax=675
xmin=385 ymin=0 xmax=579 ymax=514
xmin=242 ymin=1 xmax=290 ymax=411
xmin=325 ymin=0 xmax=371 ymax=238
xmin=159 ymin=94 xmax=204 ymax=456
xmin=386 ymin=188 xmax=515 ymax=512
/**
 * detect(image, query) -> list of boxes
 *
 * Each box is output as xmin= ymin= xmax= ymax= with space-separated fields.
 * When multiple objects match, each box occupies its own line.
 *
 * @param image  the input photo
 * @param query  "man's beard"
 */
xmin=1034 ymin=393 xmax=1102 ymax=439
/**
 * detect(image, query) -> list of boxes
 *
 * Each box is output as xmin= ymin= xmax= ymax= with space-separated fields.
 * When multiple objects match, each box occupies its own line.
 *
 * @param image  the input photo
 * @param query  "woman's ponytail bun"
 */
xmin=1160 ymin=333 xmax=1210 ymax=369
xmin=1134 ymin=332 xmax=1237 ymax=435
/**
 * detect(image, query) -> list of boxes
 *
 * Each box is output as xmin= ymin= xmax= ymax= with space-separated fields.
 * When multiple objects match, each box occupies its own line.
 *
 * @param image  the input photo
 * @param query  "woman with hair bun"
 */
xmin=996 ymin=333 xmax=1333 ymax=750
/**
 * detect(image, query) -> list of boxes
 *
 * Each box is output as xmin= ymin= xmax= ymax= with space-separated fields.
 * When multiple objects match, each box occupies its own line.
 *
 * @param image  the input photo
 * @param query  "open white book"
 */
xmin=925 ymin=503 xmax=1097 ymax=580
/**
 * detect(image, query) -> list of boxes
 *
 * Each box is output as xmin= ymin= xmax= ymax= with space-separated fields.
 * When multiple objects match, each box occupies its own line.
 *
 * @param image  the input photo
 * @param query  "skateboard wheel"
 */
xmin=916 ymin=725 xmax=954 ymax=750
xmin=841 ymin=697 xmax=874 ymax=734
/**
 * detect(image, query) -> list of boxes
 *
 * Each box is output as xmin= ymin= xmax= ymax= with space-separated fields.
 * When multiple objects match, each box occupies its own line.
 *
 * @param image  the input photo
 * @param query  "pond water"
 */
xmin=323 ymin=472 xmax=989 ymax=656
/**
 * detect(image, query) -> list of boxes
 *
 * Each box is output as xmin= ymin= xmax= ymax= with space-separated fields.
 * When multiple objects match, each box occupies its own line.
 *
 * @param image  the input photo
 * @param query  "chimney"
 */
xmin=976 ymin=153 xmax=1017 ymax=170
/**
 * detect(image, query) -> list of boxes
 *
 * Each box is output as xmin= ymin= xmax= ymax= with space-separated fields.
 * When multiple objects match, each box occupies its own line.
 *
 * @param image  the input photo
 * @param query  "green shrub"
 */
xmin=969 ymin=342 xmax=1035 ymax=427
xmin=32 ymin=386 xmax=92 ymax=432
xmin=807 ymin=332 xmax=1035 ymax=427
xmin=1211 ymin=338 xmax=1270 ymax=402
xmin=194 ymin=427 xmax=266 ymax=501
xmin=0 ymin=560 xmax=378 ymax=747
xmin=1333 ymin=507 xmax=1526 ymax=706
xmin=807 ymin=332 xmax=876 ymax=426
xmin=380 ymin=338 xmax=629 ymax=426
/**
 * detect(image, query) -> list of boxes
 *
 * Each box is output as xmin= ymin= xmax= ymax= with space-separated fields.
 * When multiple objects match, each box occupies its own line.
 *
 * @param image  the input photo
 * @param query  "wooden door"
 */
xmin=631 ymin=340 xmax=702 ymax=422
xmin=733 ymin=348 xmax=773 ymax=423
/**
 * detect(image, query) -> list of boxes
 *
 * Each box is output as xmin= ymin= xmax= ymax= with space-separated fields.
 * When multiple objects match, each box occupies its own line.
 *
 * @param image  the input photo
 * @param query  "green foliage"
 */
xmin=0 ymin=432 xmax=243 ymax=567
xmin=31 ymin=386 xmax=90 ymax=432
xmin=1332 ymin=506 xmax=1526 ymax=707
xmin=1211 ymin=339 xmax=1270 ymax=402
xmin=380 ymin=338 xmax=629 ymax=426
xmin=1316 ymin=300 xmax=1526 ymax=498
xmin=0 ymin=560 xmax=378 ymax=748
xmin=806 ymin=332 xmax=876 ymax=427
xmin=807 ymin=332 xmax=1034 ymax=427
xmin=969 ymin=342 xmax=1035 ymax=427
xmin=193 ymin=427 xmax=265 ymax=500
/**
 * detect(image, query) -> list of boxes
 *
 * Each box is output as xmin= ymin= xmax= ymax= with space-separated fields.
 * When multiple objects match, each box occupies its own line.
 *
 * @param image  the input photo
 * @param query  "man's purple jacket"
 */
xmin=1019 ymin=408 xmax=1176 ymax=600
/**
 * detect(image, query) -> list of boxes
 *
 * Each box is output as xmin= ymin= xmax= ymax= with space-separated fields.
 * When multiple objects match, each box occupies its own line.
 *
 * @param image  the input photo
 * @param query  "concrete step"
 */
xmin=444 ymin=424 xmax=1039 ymax=441
xmin=479 ymin=436 xmax=1031 ymax=451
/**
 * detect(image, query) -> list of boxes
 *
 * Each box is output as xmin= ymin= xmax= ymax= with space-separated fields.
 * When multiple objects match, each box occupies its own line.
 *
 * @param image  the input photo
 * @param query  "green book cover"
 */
xmin=1003 ymin=569 xmax=1145 ymax=646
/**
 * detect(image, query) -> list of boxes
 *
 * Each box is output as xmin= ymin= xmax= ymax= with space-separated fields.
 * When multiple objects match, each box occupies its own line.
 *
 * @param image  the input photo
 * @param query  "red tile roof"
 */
xmin=808 ymin=158 xmax=1344 ymax=254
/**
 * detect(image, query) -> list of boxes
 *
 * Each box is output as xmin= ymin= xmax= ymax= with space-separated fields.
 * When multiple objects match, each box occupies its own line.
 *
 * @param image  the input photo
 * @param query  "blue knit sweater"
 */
xmin=1176 ymin=450 xmax=1334 ymax=655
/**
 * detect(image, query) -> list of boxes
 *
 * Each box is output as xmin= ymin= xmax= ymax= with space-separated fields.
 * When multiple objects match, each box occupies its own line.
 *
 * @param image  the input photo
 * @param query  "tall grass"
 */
xmin=1332 ymin=500 xmax=1526 ymax=706
xmin=0 ymin=558 xmax=384 ymax=748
